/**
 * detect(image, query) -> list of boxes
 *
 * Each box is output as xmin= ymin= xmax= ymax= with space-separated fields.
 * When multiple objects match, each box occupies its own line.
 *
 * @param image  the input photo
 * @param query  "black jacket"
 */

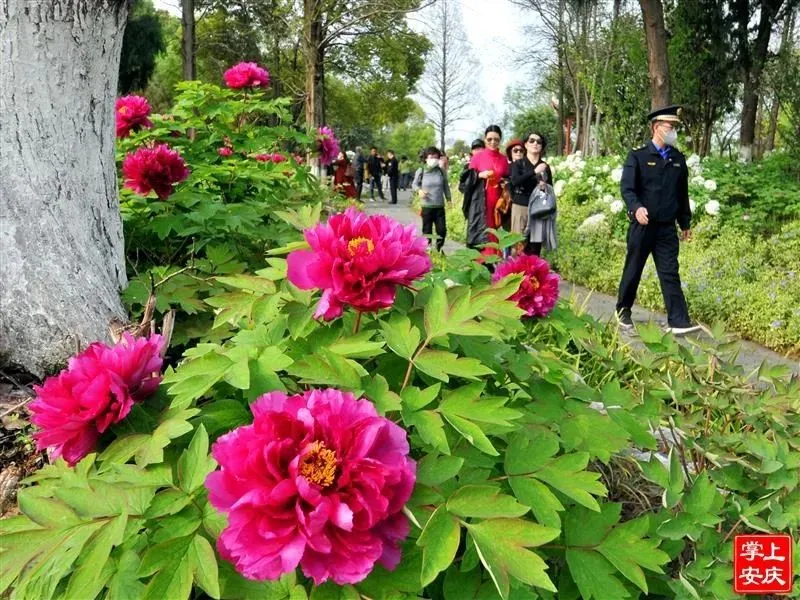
xmin=385 ymin=157 xmax=399 ymax=178
xmin=621 ymin=142 xmax=691 ymax=230
xmin=367 ymin=155 xmax=383 ymax=178
xmin=510 ymin=157 xmax=553 ymax=206
xmin=460 ymin=168 xmax=488 ymax=247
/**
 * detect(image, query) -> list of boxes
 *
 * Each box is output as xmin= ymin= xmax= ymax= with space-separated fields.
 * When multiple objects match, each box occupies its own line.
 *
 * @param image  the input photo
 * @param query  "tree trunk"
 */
xmin=181 ymin=0 xmax=195 ymax=80
xmin=766 ymin=10 xmax=795 ymax=152
xmin=303 ymin=0 xmax=324 ymax=131
xmin=0 ymin=0 xmax=128 ymax=376
xmin=639 ymin=0 xmax=671 ymax=109
xmin=738 ymin=0 xmax=781 ymax=162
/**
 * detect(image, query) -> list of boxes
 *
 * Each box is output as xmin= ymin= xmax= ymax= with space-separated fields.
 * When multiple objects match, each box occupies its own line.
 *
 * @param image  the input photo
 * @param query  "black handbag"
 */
xmin=528 ymin=184 xmax=556 ymax=218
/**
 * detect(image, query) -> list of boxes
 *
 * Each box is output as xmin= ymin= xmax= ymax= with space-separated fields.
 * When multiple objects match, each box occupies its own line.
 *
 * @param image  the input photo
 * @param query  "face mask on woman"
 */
xmin=426 ymin=157 xmax=440 ymax=168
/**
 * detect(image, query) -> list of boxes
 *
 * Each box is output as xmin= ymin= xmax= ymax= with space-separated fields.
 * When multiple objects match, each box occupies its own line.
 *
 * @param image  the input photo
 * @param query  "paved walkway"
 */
xmin=364 ymin=190 xmax=800 ymax=377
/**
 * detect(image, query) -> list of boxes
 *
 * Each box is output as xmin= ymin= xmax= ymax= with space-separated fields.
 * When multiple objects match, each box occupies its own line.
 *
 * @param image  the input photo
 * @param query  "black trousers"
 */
xmin=370 ymin=176 xmax=385 ymax=199
xmin=421 ymin=207 xmax=447 ymax=251
xmin=617 ymin=222 xmax=691 ymax=327
xmin=389 ymin=176 xmax=399 ymax=204
xmin=355 ymin=174 xmax=364 ymax=200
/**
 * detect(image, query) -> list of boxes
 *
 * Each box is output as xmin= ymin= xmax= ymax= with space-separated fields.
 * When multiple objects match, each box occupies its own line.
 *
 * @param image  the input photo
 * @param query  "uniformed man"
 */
xmin=616 ymin=104 xmax=701 ymax=335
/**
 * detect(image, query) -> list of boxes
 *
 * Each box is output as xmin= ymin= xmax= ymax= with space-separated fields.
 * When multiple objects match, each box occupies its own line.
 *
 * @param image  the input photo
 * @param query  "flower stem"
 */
xmin=353 ymin=312 xmax=362 ymax=334
xmin=401 ymin=339 xmax=429 ymax=391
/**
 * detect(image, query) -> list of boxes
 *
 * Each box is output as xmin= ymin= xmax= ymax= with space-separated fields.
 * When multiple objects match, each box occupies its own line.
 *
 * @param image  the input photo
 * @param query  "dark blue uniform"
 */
xmin=616 ymin=142 xmax=693 ymax=328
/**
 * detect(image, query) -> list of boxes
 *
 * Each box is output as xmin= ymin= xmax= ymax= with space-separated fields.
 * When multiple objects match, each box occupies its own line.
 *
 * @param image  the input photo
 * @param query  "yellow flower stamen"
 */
xmin=529 ymin=276 xmax=540 ymax=290
xmin=299 ymin=441 xmax=338 ymax=488
xmin=348 ymin=237 xmax=374 ymax=256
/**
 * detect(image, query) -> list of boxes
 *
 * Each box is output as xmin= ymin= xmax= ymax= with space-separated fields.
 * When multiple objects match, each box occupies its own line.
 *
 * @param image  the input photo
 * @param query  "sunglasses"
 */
xmin=511 ymin=148 xmax=524 ymax=154
xmin=527 ymin=138 xmax=543 ymax=144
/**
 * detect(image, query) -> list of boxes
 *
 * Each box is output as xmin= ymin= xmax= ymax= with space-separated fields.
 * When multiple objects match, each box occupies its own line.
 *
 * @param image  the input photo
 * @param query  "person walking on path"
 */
xmin=413 ymin=146 xmax=451 ymax=251
xmin=469 ymin=125 xmax=510 ymax=260
xmin=367 ymin=147 xmax=385 ymax=201
xmin=616 ymin=105 xmax=701 ymax=335
xmin=333 ymin=151 xmax=356 ymax=199
xmin=385 ymin=149 xmax=400 ymax=204
xmin=510 ymin=131 xmax=554 ymax=256
xmin=354 ymin=147 xmax=367 ymax=200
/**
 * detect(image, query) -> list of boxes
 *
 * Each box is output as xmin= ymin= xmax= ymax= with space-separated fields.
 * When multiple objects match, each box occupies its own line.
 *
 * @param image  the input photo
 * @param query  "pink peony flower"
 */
xmin=116 ymin=95 xmax=152 ymax=138
xmin=122 ymin=144 xmax=190 ymax=199
xmin=255 ymin=152 xmax=287 ymax=163
xmin=206 ymin=389 xmax=415 ymax=585
xmin=224 ymin=62 xmax=271 ymax=89
xmin=29 ymin=333 xmax=165 ymax=466
xmin=287 ymin=207 xmax=431 ymax=319
xmin=316 ymin=126 xmax=340 ymax=166
xmin=218 ymin=147 xmax=233 ymax=157
xmin=492 ymin=254 xmax=560 ymax=317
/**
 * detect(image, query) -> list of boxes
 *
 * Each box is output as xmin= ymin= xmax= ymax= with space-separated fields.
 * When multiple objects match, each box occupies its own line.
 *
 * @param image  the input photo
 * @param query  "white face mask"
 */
xmin=662 ymin=129 xmax=678 ymax=146
xmin=426 ymin=157 xmax=440 ymax=168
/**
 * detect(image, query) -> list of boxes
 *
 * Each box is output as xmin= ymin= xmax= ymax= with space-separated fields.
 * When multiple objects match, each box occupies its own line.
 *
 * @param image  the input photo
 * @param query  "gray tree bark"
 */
xmin=639 ymin=0 xmax=672 ymax=109
xmin=0 ymin=0 xmax=129 ymax=376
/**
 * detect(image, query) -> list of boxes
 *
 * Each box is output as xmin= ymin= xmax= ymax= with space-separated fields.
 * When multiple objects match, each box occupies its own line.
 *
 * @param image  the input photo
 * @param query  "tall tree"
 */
xmin=732 ymin=0 xmax=796 ymax=161
xmin=300 ymin=0 xmax=428 ymax=131
xmin=182 ymin=0 xmax=196 ymax=79
xmin=119 ymin=0 xmax=165 ymax=93
xmin=1 ymin=0 xmax=129 ymax=375
xmin=418 ymin=0 xmax=473 ymax=150
xmin=639 ymin=0 xmax=671 ymax=108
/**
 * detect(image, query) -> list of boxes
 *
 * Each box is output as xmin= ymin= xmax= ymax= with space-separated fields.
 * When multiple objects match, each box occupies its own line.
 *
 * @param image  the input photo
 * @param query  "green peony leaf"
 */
xmin=534 ymin=453 xmax=608 ymax=511
xmin=596 ymin=516 xmax=669 ymax=593
xmin=509 ymin=477 xmax=564 ymax=529
xmin=447 ymin=485 xmax=530 ymax=519
xmin=466 ymin=518 xmax=559 ymax=599
xmin=177 ymin=424 xmax=216 ymax=494
xmin=381 ymin=315 xmax=422 ymax=360
xmin=442 ymin=413 xmax=499 ymax=456
xmin=403 ymin=409 xmax=450 ymax=454
xmin=309 ymin=582 xmax=360 ymax=599
xmin=414 ymin=349 xmax=494 ymax=382
xmin=64 ymin=513 xmax=128 ymax=600
xmin=417 ymin=506 xmax=461 ymax=586
xmin=416 ymin=454 xmax=465 ymax=486
xmin=189 ymin=534 xmax=221 ymax=599
xmin=565 ymin=549 xmax=631 ymax=600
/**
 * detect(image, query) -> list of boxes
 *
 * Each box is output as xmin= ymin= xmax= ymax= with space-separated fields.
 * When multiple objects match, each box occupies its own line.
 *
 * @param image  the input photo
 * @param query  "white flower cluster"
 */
xmin=705 ymin=199 xmax=720 ymax=216
xmin=703 ymin=179 xmax=717 ymax=192
xmin=554 ymin=180 xmax=566 ymax=196
xmin=602 ymin=194 xmax=615 ymax=204
xmin=689 ymin=198 xmax=696 ymax=213
xmin=577 ymin=213 xmax=607 ymax=232
xmin=610 ymin=200 xmax=625 ymax=214
xmin=611 ymin=168 xmax=623 ymax=183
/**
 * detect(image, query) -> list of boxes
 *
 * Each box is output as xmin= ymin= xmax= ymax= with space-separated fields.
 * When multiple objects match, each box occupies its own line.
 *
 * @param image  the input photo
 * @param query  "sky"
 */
xmin=153 ymin=0 xmax=538 ymax=144
xmin=411 ymin=0 xmax=540 ymax=144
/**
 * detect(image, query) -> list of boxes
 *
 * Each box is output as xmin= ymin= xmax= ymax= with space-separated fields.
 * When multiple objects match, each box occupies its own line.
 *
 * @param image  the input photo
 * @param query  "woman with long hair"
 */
xmin=510 ymin=131 xmax=555 ymax=255
xmin=333 ymin=151 xmax=357 ymax=199
xmin=468 ymin=125 xmax=510 ymax=258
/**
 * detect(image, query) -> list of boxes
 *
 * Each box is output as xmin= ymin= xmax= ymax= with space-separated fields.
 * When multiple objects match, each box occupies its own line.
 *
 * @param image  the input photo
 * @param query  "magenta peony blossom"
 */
xmin=316 ymin=126 xmax=340 ymax=166
xmin=492 ymin=254 xmax=560 ymax=318
xmin=287 ymin=208 xmax=431 ymax=319
xmin=29 ymin=333 xmax=165 ymax=466
xmin=218 ymin=147 xmax=233 ymax=157
xmin=224 ymin=62 xmax=271 ymax=89
xmin=255 ymin=152 xmax=287 ymax=163
xmin=206 ymin=388 xmax=416 ymax=585
xmin=116 ymin=95 xmax=152 ymax=138
xmin=122 ymin=144 xmax=190 ymax=199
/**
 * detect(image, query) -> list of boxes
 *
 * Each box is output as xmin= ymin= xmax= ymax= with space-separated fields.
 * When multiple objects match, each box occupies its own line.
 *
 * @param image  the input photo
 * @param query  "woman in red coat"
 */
xmin=333 ymin=151 xmax=356 ymax=199
xmin=468 ymin=125 xmax=510 ymax=259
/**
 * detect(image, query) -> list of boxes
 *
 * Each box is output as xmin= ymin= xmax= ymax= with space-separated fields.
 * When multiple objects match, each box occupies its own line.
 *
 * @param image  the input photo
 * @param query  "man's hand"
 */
xmin=635 ymin=207 xmax=649 ymax=225
xmin=680 ymin=229 xmax=691 ymax=241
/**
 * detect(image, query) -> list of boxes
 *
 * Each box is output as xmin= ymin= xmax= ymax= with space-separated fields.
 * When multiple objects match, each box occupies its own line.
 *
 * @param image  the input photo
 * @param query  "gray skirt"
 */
xmin=528 ymin=214 xmax=558 ymax=250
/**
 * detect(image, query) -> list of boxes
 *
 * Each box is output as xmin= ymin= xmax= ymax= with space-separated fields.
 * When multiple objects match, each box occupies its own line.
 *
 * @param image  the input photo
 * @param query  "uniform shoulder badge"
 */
xmin=633 ymin=145 xmax=647 ymax=152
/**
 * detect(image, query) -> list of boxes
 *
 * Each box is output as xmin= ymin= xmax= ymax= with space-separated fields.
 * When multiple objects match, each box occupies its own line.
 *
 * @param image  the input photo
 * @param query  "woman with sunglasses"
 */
xmin=468 ymin=125 xmax=510 ymax=259
xmin=510 ymin=131 xmax=555 ymax=255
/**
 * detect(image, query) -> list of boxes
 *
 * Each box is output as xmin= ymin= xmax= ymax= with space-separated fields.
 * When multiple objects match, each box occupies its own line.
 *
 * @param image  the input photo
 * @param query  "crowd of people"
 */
xmin=330 ymin=127 xmax=556 ymax=260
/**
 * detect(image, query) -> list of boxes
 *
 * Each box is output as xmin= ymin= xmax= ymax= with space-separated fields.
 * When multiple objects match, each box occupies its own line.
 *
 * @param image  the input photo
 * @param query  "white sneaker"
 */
xmin=665 ymin=324 xmax=703 ymax=336
xmin=369 ymin=198 xmax=375 ymax=202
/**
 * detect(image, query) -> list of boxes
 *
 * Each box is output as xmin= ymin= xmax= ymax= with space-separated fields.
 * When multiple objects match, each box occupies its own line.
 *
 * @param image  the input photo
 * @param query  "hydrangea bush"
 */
xmin=2 ymin=69 xmax=799 ymax=599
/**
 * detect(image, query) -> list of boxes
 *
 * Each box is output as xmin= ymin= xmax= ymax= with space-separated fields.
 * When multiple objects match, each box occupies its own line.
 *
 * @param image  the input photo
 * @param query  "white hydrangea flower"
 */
xmin=601 ymin=164 xmax=611 ymax=173
xmin=705 ymin=199 xmax=720 ymax=216
xmin=587 ymin=176 xmax=597 ymax=186
xmin=689 ymin=198 xmax=696 ymax=213
xmin=704 ymin=179 xmax=717 ymax=191
xmin=611 ymin=168 xmax=623 ymax=183
xmin=686 ymin=154 xmax=700 ymax=167
xmin=578 ymin=213 xmax=607 ymax=232
xmin=593 ymin=184 xmax=603 ymax=193
xmin=554 ymin=180 xmax=566 ymax=196
xmin=610 ymin=200 xmax=625 ymax=214
xmin=691 ymin=175 xmax=705 ymax=187
xmin=602 ymin=194 xmax=614 ymax=204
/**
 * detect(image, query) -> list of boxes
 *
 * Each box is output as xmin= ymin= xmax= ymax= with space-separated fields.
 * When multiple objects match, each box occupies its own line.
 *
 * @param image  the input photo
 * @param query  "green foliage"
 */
xmin=6 ymin=86 xmax=800 ymax=600
xmin=506 ymin=100 xmax=560 ymax=150
xmin=119 ymin=0 xmax=165 ymax=94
